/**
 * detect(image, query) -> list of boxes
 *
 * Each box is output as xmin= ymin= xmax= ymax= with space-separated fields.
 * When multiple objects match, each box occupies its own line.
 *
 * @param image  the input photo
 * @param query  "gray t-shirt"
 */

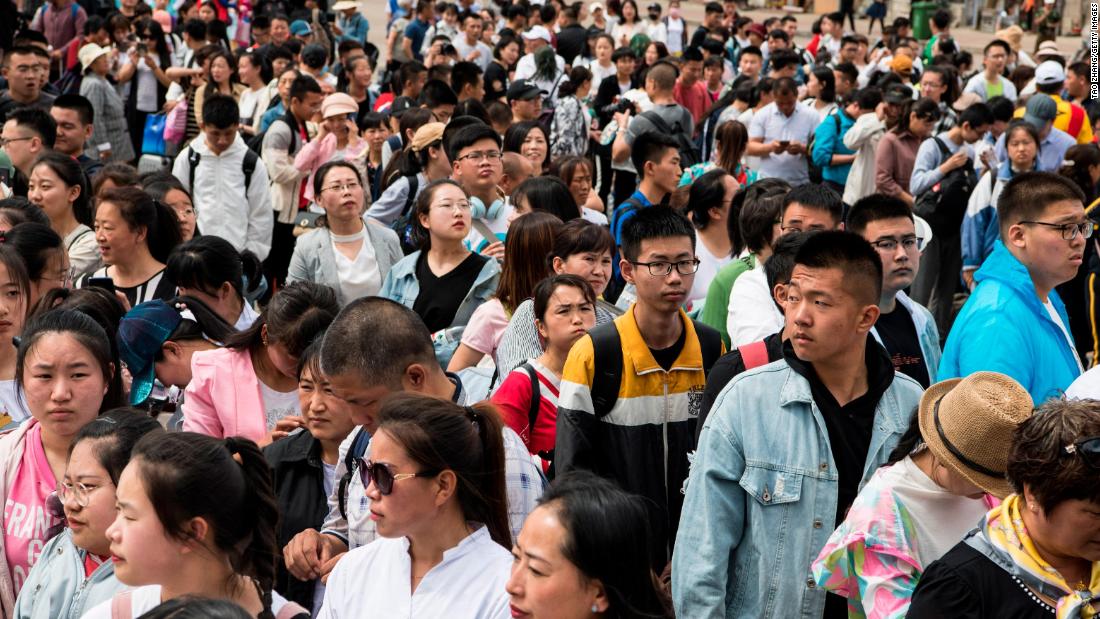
xmin=618 ymin=103 xmax=694 ymax=173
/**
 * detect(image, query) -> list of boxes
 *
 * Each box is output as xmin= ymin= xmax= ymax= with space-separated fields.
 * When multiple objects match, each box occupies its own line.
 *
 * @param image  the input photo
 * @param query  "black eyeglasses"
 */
xmin=356 ymin=459 xmax=439 ymax=495
xmin=1064 ymin=436 xmax=1100 ymax=469
xmin=1018 ymin=220 xmax=1094 ymax=241
xmin=629 ymin=259 xmax=700 ymax=277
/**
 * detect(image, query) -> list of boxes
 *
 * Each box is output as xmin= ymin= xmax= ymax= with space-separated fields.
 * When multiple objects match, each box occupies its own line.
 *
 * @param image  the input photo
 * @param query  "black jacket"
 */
xmin=264 ymin=430 xmax=331 ymax=610
xmin=556 ymin=23 xmax=589 ymax=65
xmin=593 ymin=74 xmax=638 ymax=127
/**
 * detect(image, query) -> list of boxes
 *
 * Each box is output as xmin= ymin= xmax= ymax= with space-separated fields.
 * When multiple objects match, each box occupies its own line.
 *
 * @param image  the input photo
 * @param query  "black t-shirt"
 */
xmin=908 ymin=542 xmax=1056 ymax=618
xmin=689 ymin=25 xmax=711 ymax=49
xmin=484 ymin=61 xmax=509 ymax=102
xmin=649 ymin=321 xmax=687 ymax=371
xmin=412 ymin=251 xmax=489 ymax=333
xmin=875 ymin=304 xmax=931 ymax=388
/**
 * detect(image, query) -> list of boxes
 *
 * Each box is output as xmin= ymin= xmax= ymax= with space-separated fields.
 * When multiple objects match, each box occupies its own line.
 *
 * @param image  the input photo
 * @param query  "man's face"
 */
xmin=785 ymin=265 xmax=877 ymax=363
xmin=621 ymin=236 xmax=695 ymax=313
xmin=920 ymin=71 xmax=946 ymax=102
xmin=50 ymin=107 xmax=91 ymax=157
xmin=768 ymin=36 xmax=788 ymax=51
xmin=1 ymin=120 xmax=37 ymax=174
xmin=452 ymin=137 xmax=503 ymax=193
xmin=271 ymin=19 xmax=290 ymax=44
xmin=430 ymin=104 xmax=455 ymax=124
xmin=1066 ymin=68 xmax=1088 ymax=98
xmin=615 ymin=55 xmax=635 ymax=77
xmin=202 ymin=123 xmax=239 ymax=155
xmin=840 ymin=42 xmax=859 ymax=63
xmin=464 ymin=15 xmax=483 ymax=41
xmin=783 ymin=19 xmax=798 ymax=39
xmin=961 ymin=122 xmax=990 ymax=144
xmin=862 ymin=217 xmax=920 ymax=296
xmin=511 ymin=96 xmax=541 ymax=121
xmin=3 ymin=53 xmax=42 ymax=99
xmin=462 ymin=75 xmax=485 ymax=101
xmin=833 ymin=70 xmax=853 ymax=96
xmin=821 ymin=16 xmax=836 ymax=35
xmin=1010 ymin=199 xmax=1088 ymax=293
xmin=252 ymin=25 xmax=271 ymax=46
xmin=984 ymin=45 xmax=1008 ymax=73
xmin=405 ymin=71 xmax=428 ymax=97
xmin=291 ymin=92 xmax=324 ymax=122
xmin=681 ymin=60 xmax=702 ymax=84
xmin=326 ymin=371 xmax=393 ymax=434
xmin=781 ymin=202 xmax=840 ymax=233
xmin=774 ymin=90 xmax=797 ymax=117
xmin=704 ymin=10 xmax=720 ymax=28
xmin=739 ymin=53 xmax=761 ymax=78
xmin=646 ymin=147 xmax=682 ymax=195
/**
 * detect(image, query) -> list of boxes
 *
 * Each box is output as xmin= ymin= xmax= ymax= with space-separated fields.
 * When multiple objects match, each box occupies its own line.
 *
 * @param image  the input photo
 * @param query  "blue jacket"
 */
xmin=938 ymin=241 xmax=1082 ymax=403
xmin=672 ymin=357 xmax=922 ymax=618
xmin=810 ymin=109 xmax=856 ymax=185
xmin=13 ymin=530 xmax=127 ymax=619
xmin=336 ymin=12 xmax=369 ymax=43
xmin=961 ymin=163 xmax=1038 ymax=272
xmin=378 ymin=250 xmax=500 ymax=366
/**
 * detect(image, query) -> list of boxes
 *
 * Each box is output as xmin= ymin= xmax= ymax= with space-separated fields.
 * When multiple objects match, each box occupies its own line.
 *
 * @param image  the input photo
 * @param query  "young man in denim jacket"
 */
xmin=673 ymin=231 xmax=923 ymax=618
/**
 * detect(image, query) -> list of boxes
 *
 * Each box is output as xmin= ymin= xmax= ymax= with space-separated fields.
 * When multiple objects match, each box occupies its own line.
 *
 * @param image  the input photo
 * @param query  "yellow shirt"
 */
xmin=1013 ymin=94 xmax=1094 ymax=144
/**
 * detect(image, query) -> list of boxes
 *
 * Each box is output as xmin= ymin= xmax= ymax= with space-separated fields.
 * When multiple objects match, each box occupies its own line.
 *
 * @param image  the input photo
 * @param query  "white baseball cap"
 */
xmin=1035 ymin=59 xmax=1066 ymax=85
xmin=521 ymin=25 xmax=552 ymax=42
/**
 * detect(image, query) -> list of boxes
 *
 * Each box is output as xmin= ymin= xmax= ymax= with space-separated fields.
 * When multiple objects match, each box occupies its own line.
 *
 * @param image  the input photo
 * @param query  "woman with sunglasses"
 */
xmin=0 ymin=309 xmax=118 ymax=615
xmin=319 ymin=393 xmax=512 ymax=618
xmin=13 ymin=410 xmax=162 ymax=619
xmin=812 ymin=372 xmax=1034 ymax=618
xmin=287 ymin=162 xmax=402 ymax=306
xmin=909 ymin=398 xmax=1100 ymax=618
xmin=82 ymin=432 xmax=309 ymax=619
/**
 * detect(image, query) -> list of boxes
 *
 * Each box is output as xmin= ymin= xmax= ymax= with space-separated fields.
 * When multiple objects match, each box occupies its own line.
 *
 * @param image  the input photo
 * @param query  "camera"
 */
xmin=601 ymin=98 xmax=636 ymax=116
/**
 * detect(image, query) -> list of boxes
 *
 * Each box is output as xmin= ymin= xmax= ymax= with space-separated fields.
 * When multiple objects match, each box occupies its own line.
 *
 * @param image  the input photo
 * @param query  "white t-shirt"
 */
xmin=1044 ymin=299 xmax=1084 ymax=371
xmin=236 ymin=302 xmax=260 ymax=331
xmin=690 ymin=242 xmax=733 ymax=306
xmin=81 ymin=585 xmax=302 ymax=618
xmin=665 ymin=17 xmax=686 ymax=53
xmin=453 ymin=37 xmax=492 ymax=71
xmin=258 ymin=381 xmax=300 ymax=431
xmin=1066 ymin=365 xmax=1100 ymax=399
xmin=135 ymin=55 xmax=162 ymax=113
xmin=318 ymin=526 xmax=511 ymax=619
xmin=0 ymin=380 xmax=28 ymax=426
xmin=331 ymin=231 xmax=383 ymax=303
xmin=238 ymin=87 xmax=266 ymax=126
xmin=586 ymin=60 xmax=616 ymax=87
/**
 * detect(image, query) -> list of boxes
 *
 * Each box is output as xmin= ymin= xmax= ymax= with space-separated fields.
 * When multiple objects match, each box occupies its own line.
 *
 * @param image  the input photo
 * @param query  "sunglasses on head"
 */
xmin=1064 ymin=436 xmax=1100 ymax=469
xmin=356 ymin=459 xmax=439 ymax=495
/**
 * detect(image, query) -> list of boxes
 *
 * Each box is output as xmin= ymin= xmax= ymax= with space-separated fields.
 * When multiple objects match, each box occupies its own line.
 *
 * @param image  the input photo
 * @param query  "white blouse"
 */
xmin=318 ymin=525 xmax=511 ymax=619
xmin=331 ymin=228 xmax=382 ymax=303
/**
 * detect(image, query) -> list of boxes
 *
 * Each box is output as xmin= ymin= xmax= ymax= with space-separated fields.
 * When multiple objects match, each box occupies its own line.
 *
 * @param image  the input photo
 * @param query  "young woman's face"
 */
xmin=318 ymin=166 xmax=365 ymax=222
xmin=198 ymin=3 xmax=215 ymax=21
xmin=23 ymin=333 xmax=108 ymax=440
xmin=501 ymin=41 xmax=520 ymax=66
xmin=64 ymin=439 xmax=118 ymax=556
xmin=162 ymin=188 xmax=196 ymax=242
xmin=909 ymin=112 xmax=935 ymax=139
xmin=28 ymin=164 xmax=78 ymax=222
xmin=107 ymin=460 xmax=185 ymax=585
xmin=622 ymin=1 xmax=636 ymax=21
xmin=362 ymin=429 xmax=446 ymax=540
xmin=265 ymin=339 xmax=300 ymax=380
xmin=595 ymin=38 xmax=612 ymax=61
xmin=644 ymin=43 xmax=659 ymax=66
xmin=298 ymin=366 xmax=356 ymax=445
xmin=420 ymin=183 xmax=471 ymax=245
xmin=0 ymin=262 xmax=26 ymax=343
xmin=535 ymin=285 xmax=595 ymax=351
xmin=806 ymin=72 xmax=821 ymax=97
xmin=352 ymin=60 xmax=373 ymax=86
xmin=95 ymin=201 xmax=146 ymax=267
xmin=568 ymin=166 xmax=592 ymax=208
xmin=554 ymin=250 xmax=612 ymax=297
xmin=1006 ymin=129 xmax=1038 ymax=170
xmin=237 ymin=56 xmax=256 ymax=84
xmin=506 ymin=504 xmax=604 ymax=619
xmin=29 ymin=249 xmax=69 ymax=310
xmin=521 ymin=129 xmax=548 ymax=170
xmin=209 ymin=56 xmax=232 ymax=85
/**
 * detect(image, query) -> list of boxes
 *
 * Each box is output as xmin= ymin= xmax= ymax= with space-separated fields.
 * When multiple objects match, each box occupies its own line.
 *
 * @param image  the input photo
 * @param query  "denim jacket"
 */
xmin=378 ymin=250 xmax=500 ymax=366
xmin=672 ymin=360 xmax=922 ymax=618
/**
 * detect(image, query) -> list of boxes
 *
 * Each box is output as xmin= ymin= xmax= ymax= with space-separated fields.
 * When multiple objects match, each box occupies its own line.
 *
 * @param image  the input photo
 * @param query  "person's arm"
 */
xmin=401 ymin=24 xmax=415 ymax=60
xmin=909 ymin=140 xmax=945 ymax=196
xmin=672 ymin=386 xmax=747 ymax=618
xmin=447 ymin=343 xmax=486 ymax=372
xmin=365 ymin=176 xmax=409 ymax=226
xmin=553 ymin=335 xmax=599 ymax=474
xmin=244 ymin=158 xmax=274 ymax=261
xmin=811 ymin=119 xmax=836 ymax=170
xmin=293 ymin=129 xmax=328 ymax=173
xmin=745 ymin=111 xmax=777 ymax=157
xmin=116 ymin=55 xmax=137 ymax=83
xmin=843 ymin=112 xmax=884 ymax=150
xmin=181 ymin=364 xmax=226 ymax=437
xmin=610 ymin=111 xmax=634 ymax=163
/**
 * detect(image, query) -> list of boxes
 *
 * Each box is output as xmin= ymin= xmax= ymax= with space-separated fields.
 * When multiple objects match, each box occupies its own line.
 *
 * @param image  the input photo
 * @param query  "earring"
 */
xmin=591 ymin=604 xmax=599 ymax=613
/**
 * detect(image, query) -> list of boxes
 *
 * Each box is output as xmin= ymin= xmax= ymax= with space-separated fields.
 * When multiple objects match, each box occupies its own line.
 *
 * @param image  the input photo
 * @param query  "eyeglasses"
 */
xmin=455 ymin=150 xmax=503 ymax=163
xmin=870 ymin=236 xmax=924 ymax=252
xmin=1018 ymin=220 xmax=1094 ymax=241
xmin=431 ymin=200 xmax=472 ymax=212
xmin=321 ymin=181 xmax=361 ymax=194
xmin=57 ymin=480 xmax=114 ymax=508
xmin=356 ymin=459 xmax=439 ymax=496
xmin=630 ymin=259 xmax=701 ymax=277
xmin=1064 ymin=436 xmax=1100 ymax=469
xmin=0 ymin=136 xmax=32 ymax=148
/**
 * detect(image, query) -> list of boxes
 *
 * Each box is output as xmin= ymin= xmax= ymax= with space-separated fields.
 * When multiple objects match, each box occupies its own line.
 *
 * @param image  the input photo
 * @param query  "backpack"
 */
xmin=738 ymin=340 xmax=771 ymax=370
xmin=913 ymin=137 xmax=978 ymax=233
xmin=337 ymin=426 xmax=372 ymax=521
xmin=606 ymin=195 xmax=646 ymax=303
xmin=806 ymin=111 xmax=842 ymax=185
xmin=391 ymin=174 xmax=420 ymax=254
xmin=588 ymin=319 xmax=723 ymax=418
xmin=186 ymin=146 xmax=259 ymax=195
xmin=639 ymin=109 xmax=701 ymax=168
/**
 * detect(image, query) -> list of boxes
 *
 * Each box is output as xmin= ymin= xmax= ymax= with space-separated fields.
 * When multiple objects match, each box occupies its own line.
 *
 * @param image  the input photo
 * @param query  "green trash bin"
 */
xmin=911 ymin=2 xmax=937 ymax=40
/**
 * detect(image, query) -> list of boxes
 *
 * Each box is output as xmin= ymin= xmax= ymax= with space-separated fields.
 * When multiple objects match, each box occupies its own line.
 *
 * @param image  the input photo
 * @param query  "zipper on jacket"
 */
xmin=661 ymin=373 xmax=670 ymax=558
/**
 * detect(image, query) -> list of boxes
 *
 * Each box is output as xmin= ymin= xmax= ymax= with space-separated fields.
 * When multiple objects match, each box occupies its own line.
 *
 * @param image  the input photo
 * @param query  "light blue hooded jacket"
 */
xmin=938 ymin=240 xmax=1082 ymax=403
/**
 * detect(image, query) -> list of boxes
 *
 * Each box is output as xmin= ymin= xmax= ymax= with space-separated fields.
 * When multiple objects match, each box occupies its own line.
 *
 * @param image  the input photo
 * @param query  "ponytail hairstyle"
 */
xmin=97 ymin=186 xmax=183 ymax=263
xmin=16 ymin=308 xmax=119 ymax=409
xmin=557 ymin=65 xmax=592 ymax=98
xmin=376 ymin=394 xmax=511 ymax=548
xmin=683 ymin=168 xmax=733 ymax=235
xmin=893 ymin=97 xmax=940 ymax=135
xmin=4 ymin=222 xmax=63 ymax=284
xmin=166 ymin=236 xmax=264 ymax=305
xmin=159 ymin=295 xmax=236 ymax=348
xmin=131 ymin=432 xmax=280 ymax=619
xmin=70 ymin=407 xmax=164 ymax=484
xmin=379 ymin=107 xmax=435 ymax=191
xmin=32 ymin=151 xmax=92 ymax=227
xmin=1059 ymin=143 xmax=1100 ymax=206
xmin=224 ymin=281 xmax=338 ymax=358
xmin=715 ymin=120 xmax=750 ymax=177
xmin=532 ymin=44 xmax=559 ymax=82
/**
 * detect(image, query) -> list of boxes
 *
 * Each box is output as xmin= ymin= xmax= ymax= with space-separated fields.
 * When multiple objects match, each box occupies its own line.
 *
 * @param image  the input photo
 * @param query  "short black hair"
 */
xmin=959 ymin=101 xmax=994 ymax=129
xmin=611 ymin=46 xmax=637 ymax=62
xmin=773 ymin=76 xmax=799 ymax=96
xmin=183 ymin=18 xmax=206 ymax=40
xmin=300 ymin=43 xmax=328 ymax=69
xmin=769 ymin=50 xmax=801 ymax=73
xmin=846 ymin=194 xmax=913 ymax=234
xmin=52 ymin=94 xmax=94 ymax=126
xmin=201 ymin=94 xmax=240 ymax=130
xmin=782 ymin=184 xmax=843 ymax=224
xmin=855 ymin=87 xmax=883 ymax=110
xmin=682 ymin=46 xmax=704 ymax=62
xmin=700 ymin=39 xmax=725 ymax=57
xmin=833 ymin=61 xmax=858 ymax=83
xmin=450 ymin=61 xmax=482 ymax=95
xmin=704 ymin=1 xmax=723 ymax=14
xmin=631 ymin=131 xmax=680 ymax=180
xmin=399 ymin=60 xmax=428 ymax=90
xmin=931 ymin=9 xmax=951 ymax=28
xmin=320 ymin=297 xmax=437 ymax=388
xmin=419 ymin=79 xmax=458 ymax=109
xmin=267 ymin=44 xmax=295 ymax=64
xmin=997 ymin=171 xmax=1086 ymax=238
xmin=794 ymin=230 xmax=883 ymax=305
xmin=444 ymin=121 xmax=500 ymax=163
xmin=84 ymin=15 xmax=106 ymax=35
xmin=620 ymin=206 xmax=696 ymax=262
xmin=984 ymin=38 xmax=1011 ymax=56
xmin=768 ymin=29 xmax=790 ymax=42
xmin=8 ymin=106 xmax=56 ymax=148
xmin=986 ymin=96 xmax=1015 ymax=123
xmin=738 ymin=45 xmax=762 ymax=60
xmin=765 ymin=231 xmax=812 ymax=308
xmin=251 ymin=14 xmax=271 ymax=29
xmin=289 ymin=74 xmax=322 ymax=102
xmin=738 ymin=178 xmax=791 ymax=254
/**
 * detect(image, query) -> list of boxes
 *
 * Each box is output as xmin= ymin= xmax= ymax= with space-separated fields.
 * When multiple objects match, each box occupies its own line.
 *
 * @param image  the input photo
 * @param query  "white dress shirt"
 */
xmin=726 ymin=264 xmax=785 ymax=347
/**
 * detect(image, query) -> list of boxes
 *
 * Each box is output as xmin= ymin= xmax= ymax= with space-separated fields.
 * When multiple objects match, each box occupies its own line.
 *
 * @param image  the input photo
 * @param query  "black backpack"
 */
xmin=186 ymin=146 xmax=260 ymax=194
xmin=391 ymin=174 xmax=420 ymax=254
xmin=806 ymin=111 xmax=842 ymax=185
xmin=640 ymin=109 xmax=701 ymax=168
xmin=337 ymin=426 xmax=372 ymax=520
xmin=913 ymin=137 xmax=978 ymax=233
xmin=588 ymin=319 xmax=722 ymax=418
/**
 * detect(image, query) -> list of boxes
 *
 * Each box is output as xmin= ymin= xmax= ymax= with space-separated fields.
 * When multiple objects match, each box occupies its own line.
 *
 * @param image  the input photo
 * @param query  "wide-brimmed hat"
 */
xmin=78 ymin=43 xmax=111 ymax=72
xmin=918 ymin=372 xmax=1034 ymax=498
xmin=332 ymin=0 xmax=358 ymax=10
xmin=995 ymin=25 xmax=1024 ymax=51
xmin=1035 ymin=40 xmax=1062 ymax=59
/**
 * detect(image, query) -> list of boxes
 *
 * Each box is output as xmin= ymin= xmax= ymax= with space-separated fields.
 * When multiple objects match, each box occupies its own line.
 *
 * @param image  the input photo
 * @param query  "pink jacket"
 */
xmin=183 ymin=348 xmax=268 ymax=443
xmin=293 ymin=133 xmax=370 ymax=203
xmin=0 ymin=421 xmax=34 ymax=617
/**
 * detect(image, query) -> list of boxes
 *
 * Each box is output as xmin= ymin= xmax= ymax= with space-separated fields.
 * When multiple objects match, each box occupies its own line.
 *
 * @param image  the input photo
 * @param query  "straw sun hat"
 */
xmin=918 ymin=372 xmax=1034 ymax=498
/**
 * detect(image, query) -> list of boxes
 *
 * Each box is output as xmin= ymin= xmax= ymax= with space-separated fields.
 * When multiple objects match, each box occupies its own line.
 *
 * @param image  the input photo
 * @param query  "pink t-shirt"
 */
xmin=4 ymin=422 xmax=60 ymax=593
xmin=460 ymin=299 xmax=510 ymax=363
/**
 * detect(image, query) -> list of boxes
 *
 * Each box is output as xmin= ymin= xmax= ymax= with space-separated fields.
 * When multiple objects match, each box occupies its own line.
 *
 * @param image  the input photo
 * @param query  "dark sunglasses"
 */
xmin=356 ymin=459 xmax=438 ymax=496
xmin=1064 ymin=436 xmax=1100 ymax=469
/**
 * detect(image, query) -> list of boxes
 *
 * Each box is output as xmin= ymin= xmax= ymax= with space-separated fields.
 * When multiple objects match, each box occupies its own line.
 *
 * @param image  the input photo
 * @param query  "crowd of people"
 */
xmin=0 ymin=0 xmax=1093 ymax=615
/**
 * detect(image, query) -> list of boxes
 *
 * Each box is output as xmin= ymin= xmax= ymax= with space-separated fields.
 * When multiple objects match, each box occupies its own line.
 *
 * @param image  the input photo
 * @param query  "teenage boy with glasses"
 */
xmin=446 ymin=122 xmax=509 ymax=260
xmin=939 ymin=171 xmax=1088 ymax=403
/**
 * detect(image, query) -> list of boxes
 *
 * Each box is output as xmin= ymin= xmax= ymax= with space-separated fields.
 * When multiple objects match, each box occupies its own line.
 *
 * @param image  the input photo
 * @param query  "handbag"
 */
xmin=164 ymin=94 xmax=189 ymax=145
xmin=142 ymin=113 xmax=167 ymax=156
